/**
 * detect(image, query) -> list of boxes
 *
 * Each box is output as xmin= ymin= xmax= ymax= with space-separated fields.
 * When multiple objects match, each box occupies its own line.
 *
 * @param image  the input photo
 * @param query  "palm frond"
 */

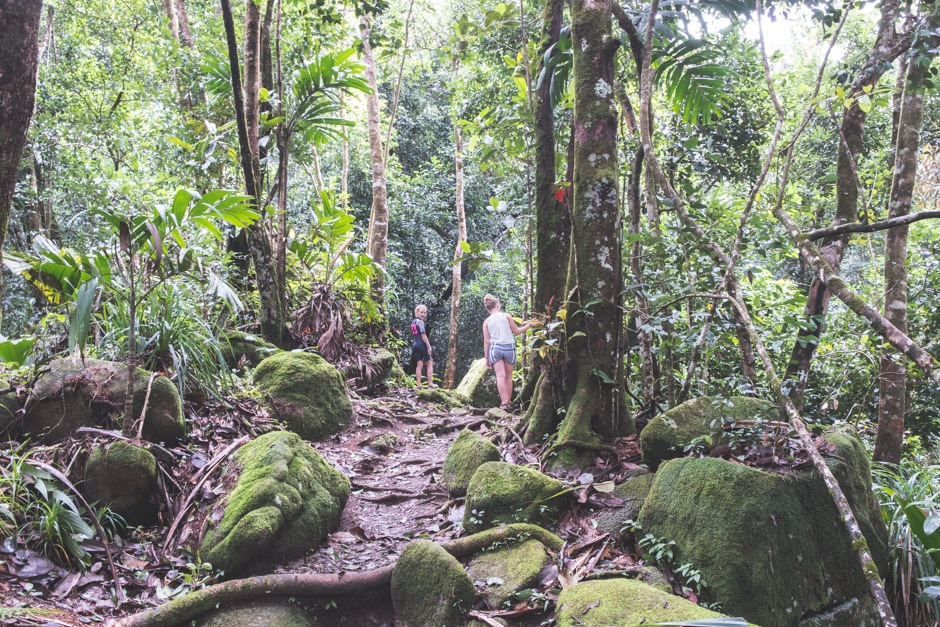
xmin=652 ymin=38 xmax=729 ymax=126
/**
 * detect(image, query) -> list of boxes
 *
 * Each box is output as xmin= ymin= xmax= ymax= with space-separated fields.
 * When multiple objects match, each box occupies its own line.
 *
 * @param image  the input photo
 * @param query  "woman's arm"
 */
xmin=483 ymin=322 xmax=491 ymax=366
xmin=507 ymin=313 xmax=534 ymax=335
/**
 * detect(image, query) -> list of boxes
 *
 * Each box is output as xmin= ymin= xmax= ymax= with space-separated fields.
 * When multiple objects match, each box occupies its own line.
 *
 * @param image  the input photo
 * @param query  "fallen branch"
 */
xmin=114 ymin=523 xmax=563 ymax=627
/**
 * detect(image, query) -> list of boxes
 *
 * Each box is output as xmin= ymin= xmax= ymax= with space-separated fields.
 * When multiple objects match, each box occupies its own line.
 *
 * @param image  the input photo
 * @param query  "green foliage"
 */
xmin=873 ymin=462 xmax=940 ymax=625
xmin=0 ymin=447 xmax=106 ymax=569
xmin=652 ymin=38 xmax=729 ymax=126
xmin=0 ymin=336 xmax=38 ymax=369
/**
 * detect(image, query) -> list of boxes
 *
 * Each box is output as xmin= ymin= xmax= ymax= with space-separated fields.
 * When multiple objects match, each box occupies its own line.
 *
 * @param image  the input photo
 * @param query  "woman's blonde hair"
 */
xmin=483 ymin=294 xmax=499 ymax=312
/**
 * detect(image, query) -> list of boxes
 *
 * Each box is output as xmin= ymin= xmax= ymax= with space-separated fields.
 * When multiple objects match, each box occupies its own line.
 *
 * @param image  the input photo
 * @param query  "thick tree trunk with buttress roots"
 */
xmin=0 ymin=0 xmax=43 ymax=329
xmin=551 ymin=0 xmax=634 ymax=466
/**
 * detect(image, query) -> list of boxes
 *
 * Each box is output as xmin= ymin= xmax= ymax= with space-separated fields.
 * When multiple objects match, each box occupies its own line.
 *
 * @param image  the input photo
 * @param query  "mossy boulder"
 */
xmin=555 ymin=579 xmax=730 ymax=626
xmin=463 ymin=462 xmax=567 ymax=533
xmin=640 ymin=395 xmax=774 ymax=470
xmin=201 ymin=431 xmax=350 ymax=576
xmin=220 ymin=330 xmax=281 ymax=369
xmin=466 ymin=538 xmax=551 ymax=608
xmin=637 ymin=425 xmax=888 ymax=627
xmin=441 ymin=429 xmax=501 ymax=497
xmin=416 ymin=387 xmax=467 ymax=408
xmin=455 ymin=358 xmax=500 ymax=408
xmin=82 ymin=442 xmax=158 ymax=524
xmin=195 ymin=600 xmax=312 ymax=626
xmin=391 ymin=539 xmax=476 ymax=627
xmin=593 ymin=473 xmax=654 ymax=539
xmin=254 ymin=352 xmax=352 ymax=440
xmin=22 ymin=358 xmax=184 ymax=443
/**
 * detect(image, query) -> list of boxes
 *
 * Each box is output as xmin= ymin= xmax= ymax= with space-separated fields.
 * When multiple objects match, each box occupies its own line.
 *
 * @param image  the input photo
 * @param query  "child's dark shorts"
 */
xmin=413 ymin=343 xmax=431 ymax=361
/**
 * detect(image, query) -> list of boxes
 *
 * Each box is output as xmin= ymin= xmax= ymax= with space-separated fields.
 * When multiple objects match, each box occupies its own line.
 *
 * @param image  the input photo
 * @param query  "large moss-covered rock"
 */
xmin=466 ymin=539 xmax=551 ymax=608
xmin=391 ymin=539 xmax=476 ymax=627
xmin=463 ymin=462 xmax=566 ymax=533
xmin=593 ymin=473 xmax=654 ymax=539
xmin=195 ymin=600 xmax=313 ymax=626
xmin=82 ymin=442 xmax=158 ymax=524
xmin=201 ymin=431 xmax=350 ymax=576
xmin=441 ymin=429 xmax=501 ymax=497
xmin=555 ymin=579 xmax=729 ymax=626
xmin=254 ymin=352 xmax=352 ymax=440
xmin=416 ymin=387 xmax=467 ymax=408
xmin=455 ymin=358 xmax=500 ymax=408
xmin=637 ymin=425 xmax=888 ymax=627
xmin=221 ymin=330 xmax=281 ymax=369
xmin=640 ymin=396 xmax=774 ymax=470
xmin=22 ymin=359 xmax=184 ymax=443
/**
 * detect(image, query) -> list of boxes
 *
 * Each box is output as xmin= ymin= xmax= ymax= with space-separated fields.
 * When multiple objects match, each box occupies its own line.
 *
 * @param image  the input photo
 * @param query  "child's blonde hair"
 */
xmin=483 ymin=294 xmax=499 ymax=312
xmin=414 ymin=304 xmax=427 ymax=316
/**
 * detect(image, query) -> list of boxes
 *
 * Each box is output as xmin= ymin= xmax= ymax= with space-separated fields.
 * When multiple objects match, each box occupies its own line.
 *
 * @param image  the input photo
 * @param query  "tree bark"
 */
xmin=553 ymin=0 xmax=633 ymax=460
xmin=784 ymin=0 xmax=906 ymax=407
xmin=444 ymin=124 xmax=467 ymax=388
xmin=360 ymin=15 xmax=389 ymax=306
xmin=221 ymin=0 xmax=286 ymax=346
xmin=874 ymin=30 xmax=937 ymax=464
xmin=0 ymin=0 xmax=43 ymax=330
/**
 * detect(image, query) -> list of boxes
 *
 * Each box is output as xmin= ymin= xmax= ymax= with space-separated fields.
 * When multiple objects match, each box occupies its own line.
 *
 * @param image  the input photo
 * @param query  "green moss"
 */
xmin=83 ymin=441 xmax=157 ymax=524
xmin=556 ymin=579 xmax=728 ymax=626
xmin=201 ymin=431 xmax=350 ymax=576
xmin=441 ymin=429 xmax=501 ymax=497
xmin=254 ymin=352 xmax=352 ymax=440
xmin=391 ymin=539 xmax=476 ymax=627
xmin=455 ymin=359 xmax=501 ymax=408
xmin=639 ymin=396 xmax=774 ymax=470
xmin=220 ymin=330 xmax=281 ymax=369
xmin=463 ymin=462 xmax=567 ymax=533
xmin=466 ymin=539 xmax=551 ymax=608
xmin=636 ymin=425 xmax=888 ymax=626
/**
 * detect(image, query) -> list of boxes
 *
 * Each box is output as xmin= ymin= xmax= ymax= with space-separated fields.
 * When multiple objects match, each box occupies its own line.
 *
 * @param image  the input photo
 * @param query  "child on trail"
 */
xmin=482 ymin=294 xmax=539 ymax=410
xmin=411 ymin=304 xmax=435 ymax=388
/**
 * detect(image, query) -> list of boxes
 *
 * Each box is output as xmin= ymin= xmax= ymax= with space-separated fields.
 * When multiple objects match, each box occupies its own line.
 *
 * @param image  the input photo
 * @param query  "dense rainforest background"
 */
xmin=3 ymin=0 xmax=940 ymax=624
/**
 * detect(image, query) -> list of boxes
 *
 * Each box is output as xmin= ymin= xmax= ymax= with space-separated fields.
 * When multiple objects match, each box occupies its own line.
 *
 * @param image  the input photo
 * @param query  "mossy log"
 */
xmin=114 ymin=523 xmax=562 ymax=627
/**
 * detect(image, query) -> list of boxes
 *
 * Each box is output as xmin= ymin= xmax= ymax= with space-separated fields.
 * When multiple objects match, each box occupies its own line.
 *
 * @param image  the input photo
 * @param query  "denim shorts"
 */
xmin=488 ymin=343 xmax=516 ymax=365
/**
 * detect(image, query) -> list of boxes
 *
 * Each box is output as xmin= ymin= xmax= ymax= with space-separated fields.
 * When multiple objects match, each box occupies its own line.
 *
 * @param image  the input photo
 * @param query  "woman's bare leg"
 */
xmin=493 ymin=360 xmax=513 ymax=406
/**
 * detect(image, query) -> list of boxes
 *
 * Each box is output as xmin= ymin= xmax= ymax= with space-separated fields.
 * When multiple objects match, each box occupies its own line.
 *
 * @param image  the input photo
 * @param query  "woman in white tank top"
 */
xmin=482 ymin=294 xmax=539 ymax=411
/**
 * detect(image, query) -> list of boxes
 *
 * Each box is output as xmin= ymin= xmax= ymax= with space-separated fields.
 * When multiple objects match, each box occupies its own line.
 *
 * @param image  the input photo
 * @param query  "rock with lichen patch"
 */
xmin=466 ymin=539 xmax=552 ymax=608
xmin=441 ymin=429 xmax=501 ymax=497
xmin=455 ymin=358 xmax=500 ymax=408
xmin=194 ymin=600 xmax=313 ymax=626
xmin=640 ymin=395 xmax=774 ymax=470
xmin=254 ymin=352 xmax=352 ymax=440
xmin=82 ymin=441 xmax=158 ymax=524
xmin=637 ymin=424 xmax=887 ymax=626
xmin=200 ymin=431 xmax=350 ymax=576
xmin=463 ymin=462 xmax=566 ymax=533
xmin=416 ymin=387 xmax=467 ymax=408
xmin=555 ymin=579 xmax=730 ymax=626
xmin=391 ymin=539 xmax=476 ymax=627
xmin=220 ymin=330 xmax=281 ymax=370
xmin=592 ymin=473 xmax=653 ymax=540
xmin=21 ymin=358 xmax=184 ymax=443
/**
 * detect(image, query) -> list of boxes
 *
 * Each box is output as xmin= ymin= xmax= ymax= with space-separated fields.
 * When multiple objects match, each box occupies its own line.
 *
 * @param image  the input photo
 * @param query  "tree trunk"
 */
xmin=221 ymin=0 xmax=286 ymax=346
xmin=874 ymin=33 xmax=937 ymax=464
xmin=444 ymin=124 xmax=467 ymax=388
xmin=784 ymin=0 xmax=904 ymax=407
xmin=360 ymin=15 xmax=389 ymax=306
xmin=0 ymin=0 xmax=43 ymax=330
xmin=552 ymin=0 xmax=632 ymax=463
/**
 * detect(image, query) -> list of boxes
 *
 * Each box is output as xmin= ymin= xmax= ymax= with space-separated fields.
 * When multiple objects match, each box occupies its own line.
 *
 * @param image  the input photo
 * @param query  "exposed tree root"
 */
xmin=114 ymin=524 xmax=563 ymax=627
